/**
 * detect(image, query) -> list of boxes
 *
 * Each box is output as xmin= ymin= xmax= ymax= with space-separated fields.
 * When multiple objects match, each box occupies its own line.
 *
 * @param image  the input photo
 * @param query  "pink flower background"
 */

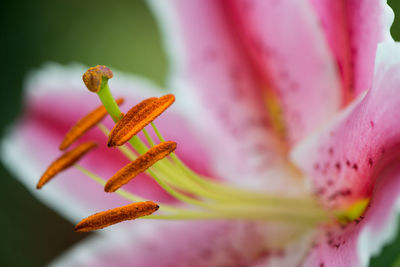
xmin=2 ymin=0 xmax=400 ymax=266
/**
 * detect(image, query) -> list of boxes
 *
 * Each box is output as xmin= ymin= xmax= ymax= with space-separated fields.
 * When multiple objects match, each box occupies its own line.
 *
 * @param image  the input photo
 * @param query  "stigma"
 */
xmin=36 ymin=65 xmax=368 ymax=232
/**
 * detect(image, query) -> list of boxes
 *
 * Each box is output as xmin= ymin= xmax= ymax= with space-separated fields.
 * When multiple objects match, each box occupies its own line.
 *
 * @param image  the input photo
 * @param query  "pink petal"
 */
xmin=310 ymin=0 xmax=394 ymax=100
xmin=1 ymin=63 xmax=212 ymax=222
xmin=291 ymin=42 xmax=400 ymax=265
xmin=50 ymin=219 xmax=313 ymax=267
xmin=223 ymin=0 xmax=342 ymax=143
xmin=302 ymin=164 xmax=400 ymax=267
xmin=291 ymin=42 xmax=400 ymax=208
xmin=148 ymin=1 xmax=291 ymax=187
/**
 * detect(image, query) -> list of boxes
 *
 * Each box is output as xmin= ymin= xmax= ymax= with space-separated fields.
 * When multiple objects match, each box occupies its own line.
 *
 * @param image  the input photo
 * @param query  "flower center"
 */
xmin=37 ymin=65 xmax=368 ymax=232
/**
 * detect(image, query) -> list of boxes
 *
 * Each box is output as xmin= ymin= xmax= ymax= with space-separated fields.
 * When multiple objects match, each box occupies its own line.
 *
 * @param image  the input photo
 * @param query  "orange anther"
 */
xmin=74 ymin=201 xmax=159 ymax=232
xmin=105 ymin=141 xmax=177 ymax=192
xmin=59 ymin=98 xmax=124 ymax=150
xmin=108 ymin=94 xmax=175 ymax=147
xmin=37 ymin=141 xmax=97 ymax=189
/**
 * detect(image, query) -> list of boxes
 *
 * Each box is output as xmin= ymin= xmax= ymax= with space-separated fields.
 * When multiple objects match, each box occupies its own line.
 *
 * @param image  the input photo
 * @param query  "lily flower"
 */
xmin=2 ymin=0 xmax=399 ymax=266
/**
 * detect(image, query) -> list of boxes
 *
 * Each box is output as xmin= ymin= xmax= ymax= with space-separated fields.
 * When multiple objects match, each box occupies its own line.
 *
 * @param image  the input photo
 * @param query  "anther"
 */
xmin=105 ymin=141 xmax=177 ymax=192
xmin=82 ymin=65 xmax=113 ymax=93
xmin=37 ymin=141 xmax=98 ymax=189
xmin=108 ymin=94 xmax=175 ymax=147
xmin=59 ymin=98 xmax=124 ymax=150
xmin=74 ymin=201 xmax=159 ymax=232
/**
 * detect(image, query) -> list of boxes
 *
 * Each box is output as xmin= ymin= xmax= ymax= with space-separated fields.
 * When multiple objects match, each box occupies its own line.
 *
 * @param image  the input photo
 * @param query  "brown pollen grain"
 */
xmin=74 ymin=201 xmax=159 ymax=232
xmin=105 ymin=141 xmax=177 ymax=192
xmin=36 ymin=141 xmax=98 ymax=189
xmin=59 ymin=98 xmax=124 ymax=150
xmin=107 ymin=94 xmax=175 ymax=147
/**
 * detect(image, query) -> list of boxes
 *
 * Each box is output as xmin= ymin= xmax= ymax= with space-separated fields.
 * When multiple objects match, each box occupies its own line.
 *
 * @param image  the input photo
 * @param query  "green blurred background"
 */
xmin=1 ymin=1 xmax=400 ymax=266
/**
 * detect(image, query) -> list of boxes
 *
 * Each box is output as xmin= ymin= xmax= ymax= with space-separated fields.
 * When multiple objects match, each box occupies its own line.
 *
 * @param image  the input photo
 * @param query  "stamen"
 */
xmin=38 ymin=66 xmax=334 ymax=232
xmin=107 ymin=97 xmax=156 ymax=146
xmin=36 ymin=141 xmax=97 ymax=189
xmin=59 ymin=98 xmax=124 ymax=150
xmin=82 ymin=65 xmax=113 ymax=93
xmin=74 ymin=201 xmax=159 ymax=232
xmin=108 ymin=94 xmax=175 ymax=147
xmin=105 ymin=141 xmax=177 ymax=192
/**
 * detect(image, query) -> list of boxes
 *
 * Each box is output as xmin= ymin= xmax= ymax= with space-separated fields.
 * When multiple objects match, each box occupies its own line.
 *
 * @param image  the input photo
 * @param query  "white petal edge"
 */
xmin=48 ymin=221 xmax=159 ymax=267
xmin=25 ymin=62 xmax=166 ymax=100
xmin=144 ymin=0 xmax=216 ymax=130
xmin=357 ymin=199 xmax=400 ymax=267
xmin=358 ymin=42 xmax=400 ymax=267
xmin=2 ymin=126 xmax=88 ymax=222
xmin=146 ymin=0 xmax=186 ymax=87
xmin=382 ymin=0 xmax=395 ymax=43
xmin=145 ymin=1 xmax=208 ymax=153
